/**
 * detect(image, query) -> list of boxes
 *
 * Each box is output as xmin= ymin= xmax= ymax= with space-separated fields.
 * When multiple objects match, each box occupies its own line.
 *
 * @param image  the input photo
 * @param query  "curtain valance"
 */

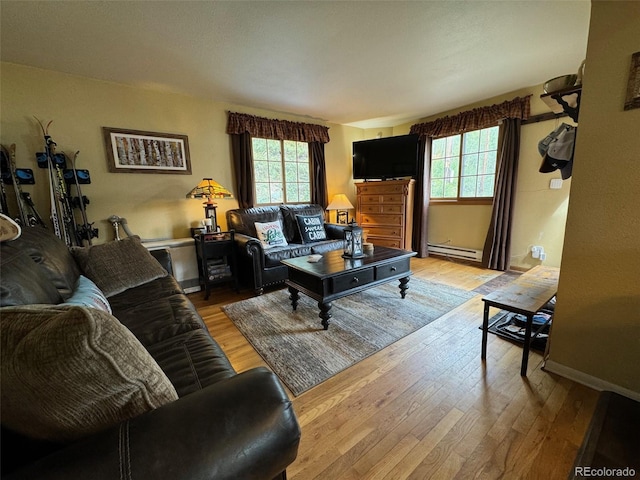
xmin=410 ymin=95 xmax=531 ymax=138
xmin=226 ymin=112 xmax=330 ymax=144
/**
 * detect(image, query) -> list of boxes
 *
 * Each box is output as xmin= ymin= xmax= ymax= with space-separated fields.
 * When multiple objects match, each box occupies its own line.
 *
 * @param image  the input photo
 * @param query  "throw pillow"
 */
xmin=295 ymin=214 xmax=328 ymax=244
xmin=254 ymin=220 xmax=288 ymax=249
xmin=0 ymin=305 xmax=178 ymax=442
xmin=61 ymin=275 xmax=112 ymax=314
xmin=71 ymin=236 xmax=167 ymax=297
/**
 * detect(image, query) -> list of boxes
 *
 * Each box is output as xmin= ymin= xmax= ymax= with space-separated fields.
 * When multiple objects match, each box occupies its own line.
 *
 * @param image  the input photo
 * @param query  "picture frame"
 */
xmin=624 ymin=51 xmax=640 ymax=111
xmin=103 ymin=127 xmax=192 ymax=174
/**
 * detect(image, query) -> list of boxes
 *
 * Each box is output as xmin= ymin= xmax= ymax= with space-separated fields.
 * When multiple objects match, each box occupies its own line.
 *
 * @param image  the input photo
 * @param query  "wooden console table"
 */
xmin=481 ymin=265 xmax=559 ymax=376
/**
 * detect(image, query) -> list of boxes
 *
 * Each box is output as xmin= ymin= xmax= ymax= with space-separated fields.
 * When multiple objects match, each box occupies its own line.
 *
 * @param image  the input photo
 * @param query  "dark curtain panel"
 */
xmin=412 ymin=136 xmax=431 ymax=257
xmin=229 ymin=132 xmax=254 ymax=209
xmin=482 ymin=118 xmax=521 ymax=271
xmin=309 ymin=142 xmax=328 ymax=208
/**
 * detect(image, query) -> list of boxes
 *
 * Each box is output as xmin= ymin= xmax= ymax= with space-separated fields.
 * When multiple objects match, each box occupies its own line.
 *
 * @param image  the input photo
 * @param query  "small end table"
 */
xmin=193 ymin=230 xmax=238 ymax=300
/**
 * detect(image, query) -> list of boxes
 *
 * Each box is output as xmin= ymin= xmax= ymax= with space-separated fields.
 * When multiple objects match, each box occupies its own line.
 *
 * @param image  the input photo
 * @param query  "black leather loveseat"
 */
xmin=226 ymin=204 xmax=347 ymax=294
xmin=0 ymin=225 xmax=300 ymax=480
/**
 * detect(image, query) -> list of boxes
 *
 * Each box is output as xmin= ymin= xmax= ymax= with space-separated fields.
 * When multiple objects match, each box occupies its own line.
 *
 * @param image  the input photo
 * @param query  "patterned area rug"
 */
xmin=222 ymin=278 xmax=476 ymax=396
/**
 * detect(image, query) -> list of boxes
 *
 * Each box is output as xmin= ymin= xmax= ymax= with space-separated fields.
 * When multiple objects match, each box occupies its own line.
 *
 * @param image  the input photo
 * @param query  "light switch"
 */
xmin=550 ymin=178 xmax=563 ymax=189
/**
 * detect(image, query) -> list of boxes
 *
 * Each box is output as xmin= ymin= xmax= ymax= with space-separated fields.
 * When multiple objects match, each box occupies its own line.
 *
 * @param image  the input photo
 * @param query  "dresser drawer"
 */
xmin=359 ymin=194 xmax=405 ymax=204
xmin=381 ymin=204 xmax=403 ymax=214
xmin=357 ymin=184 xmax=405 ymax=195
xmin=364 ymin=226 xmax=403 ymax=238
xmin=360 ymin=214 xmax=404 ymax=226
xmin=376 ymin=258 xmax=411 ymax=280
xmin=360 ymin=204 xmax=382 ymax=214
xmin=331 ymin=268 xmax=374 ymax=293
xmin=359 ymin=204 xmax=403 ymax=215
xmin=369 ymin=237 xmax=402 ymax=248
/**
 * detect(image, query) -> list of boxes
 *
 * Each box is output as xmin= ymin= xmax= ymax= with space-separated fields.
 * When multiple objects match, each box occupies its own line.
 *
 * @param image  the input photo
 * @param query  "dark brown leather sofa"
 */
xmin=226 ymin=204 xmax=346 ymax=294
xmin=0 ymin=227 xmax=300 ymax=480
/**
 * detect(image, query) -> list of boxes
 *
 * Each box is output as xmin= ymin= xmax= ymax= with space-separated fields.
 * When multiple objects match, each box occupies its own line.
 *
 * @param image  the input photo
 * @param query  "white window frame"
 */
xmin=251 ymin=137 xmax=311 ymax=205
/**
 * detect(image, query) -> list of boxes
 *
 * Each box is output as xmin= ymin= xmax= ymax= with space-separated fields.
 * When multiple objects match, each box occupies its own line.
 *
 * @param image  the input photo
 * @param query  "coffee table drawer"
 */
xmin=376 ymin=258 xmax=410 ymax=280
xmin=331 ymin=267 xmax=374 ymax=293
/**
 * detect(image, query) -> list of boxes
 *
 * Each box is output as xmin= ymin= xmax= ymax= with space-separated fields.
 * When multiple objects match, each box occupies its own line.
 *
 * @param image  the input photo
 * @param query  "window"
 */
xmin=430 ymin=126 xmax=499 ymax=202
xmin=252 ymin=138 xmax=311 ymax=205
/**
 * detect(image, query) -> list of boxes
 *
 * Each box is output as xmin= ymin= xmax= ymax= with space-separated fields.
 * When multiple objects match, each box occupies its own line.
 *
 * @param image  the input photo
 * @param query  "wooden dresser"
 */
xmin=355 ymin=179 xmax=415 ymax=250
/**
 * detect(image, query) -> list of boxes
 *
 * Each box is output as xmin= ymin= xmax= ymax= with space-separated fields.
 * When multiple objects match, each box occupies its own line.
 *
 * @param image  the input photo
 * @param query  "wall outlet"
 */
xmin=550 ymin=178 xmax=563 ymax=189
xmin=531 ymin=245 xmax=544 ymax=259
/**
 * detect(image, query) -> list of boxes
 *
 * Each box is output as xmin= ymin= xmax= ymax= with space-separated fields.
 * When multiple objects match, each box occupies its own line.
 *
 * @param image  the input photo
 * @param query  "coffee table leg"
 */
xmin=318 ymin=301 xmax=332 ymax=330
xmin=399 ymin=277 xmax=410 ymax=298
xmin=288 ymin=286 xmax=299 ymax=311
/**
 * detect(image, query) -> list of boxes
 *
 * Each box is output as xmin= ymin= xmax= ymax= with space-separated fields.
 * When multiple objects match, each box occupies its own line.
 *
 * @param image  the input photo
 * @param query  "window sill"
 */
xmin=429 ymin=198 xmax=494 ymax=206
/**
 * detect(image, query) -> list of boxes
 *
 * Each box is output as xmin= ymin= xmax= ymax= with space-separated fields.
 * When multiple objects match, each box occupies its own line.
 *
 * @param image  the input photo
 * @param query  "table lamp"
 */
xmin=326 ymin=193 xmax=354 ymax=224
xmin=186 ymin=178 xmax=233 ymax=231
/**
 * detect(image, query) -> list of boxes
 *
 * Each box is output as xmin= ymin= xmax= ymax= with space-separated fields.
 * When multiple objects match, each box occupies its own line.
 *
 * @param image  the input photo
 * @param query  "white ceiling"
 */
xmin=1 ymin=1 xmax=591 ymax=129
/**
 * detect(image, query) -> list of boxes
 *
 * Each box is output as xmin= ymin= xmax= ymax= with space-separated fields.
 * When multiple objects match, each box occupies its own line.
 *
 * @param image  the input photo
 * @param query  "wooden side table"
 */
xmin=193 ymin=231 xmax=238 ymax=300
xmin=481 ymin=265 xmax=559 ymax=376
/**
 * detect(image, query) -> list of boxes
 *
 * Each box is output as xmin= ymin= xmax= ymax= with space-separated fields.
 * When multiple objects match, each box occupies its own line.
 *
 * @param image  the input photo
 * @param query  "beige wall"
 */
xmin=0 ymin=63 xmax=362 ymax=241
xmin=548 ymin=1 xmax=640 ymax=394
xmin=1 ymin=63 xmax=571 ymax=268
xmin=394 ymin=88 xmax=575 ymax=268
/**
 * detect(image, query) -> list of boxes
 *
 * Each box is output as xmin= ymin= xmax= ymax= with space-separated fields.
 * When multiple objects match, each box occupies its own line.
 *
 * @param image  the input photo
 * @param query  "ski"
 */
xmin=0 ymin=148 xmax=11 ymax=216
xmin=35 ymin=117 xmax=71 ymax=244
xmin=4 ymin=144 xmax=33 ymax=226
xmin=66 ymin=151 xmax=98 ymax=245
xmin=20 ymin=191 xmax=47 ymax=228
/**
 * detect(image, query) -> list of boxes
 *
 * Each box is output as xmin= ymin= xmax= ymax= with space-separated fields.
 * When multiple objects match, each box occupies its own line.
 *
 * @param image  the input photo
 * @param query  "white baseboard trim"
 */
xmin=543 ymin=359 xmax=640 ymax=401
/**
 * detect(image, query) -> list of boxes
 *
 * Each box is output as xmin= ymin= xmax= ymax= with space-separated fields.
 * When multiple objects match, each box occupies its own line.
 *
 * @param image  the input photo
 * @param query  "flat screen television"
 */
xmin=352 ymin=134 xmax=419 ymax=180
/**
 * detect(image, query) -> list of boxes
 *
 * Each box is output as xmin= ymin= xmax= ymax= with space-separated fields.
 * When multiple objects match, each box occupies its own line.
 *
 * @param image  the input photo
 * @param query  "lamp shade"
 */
xmin=186 ymin=178 xmax=233 ymax=200
xmin=326 ymin=194 xmax=354 ymax=211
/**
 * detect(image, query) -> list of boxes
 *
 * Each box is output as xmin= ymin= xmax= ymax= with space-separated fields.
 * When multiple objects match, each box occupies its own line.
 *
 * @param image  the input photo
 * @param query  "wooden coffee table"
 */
xmin=281 ymin=246 xmax=417 ymax=330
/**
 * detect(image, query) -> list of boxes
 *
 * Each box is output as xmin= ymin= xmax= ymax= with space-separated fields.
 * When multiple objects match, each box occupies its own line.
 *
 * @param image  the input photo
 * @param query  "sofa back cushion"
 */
xmin=226 ymin=206 xmax=282 ymax=238
xmin=71 ymin=236 xmax=167 ymax=298
xmin=6 ymin=227 xmax=81 ymax=300
xmin=0 ymin=246 xmax=62 ymax=306
xmin=280 ymin=204 xmax=325 ymax=243
xmin=0 ymin=305 xmax=178 ymax=442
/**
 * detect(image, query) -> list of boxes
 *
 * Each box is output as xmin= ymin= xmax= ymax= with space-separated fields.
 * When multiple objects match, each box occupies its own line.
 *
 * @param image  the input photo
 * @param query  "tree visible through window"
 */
xmin=252 ymin=138 xmax=311 ymax=205
xmin=430 ymin=126 xmax=499 ymax=201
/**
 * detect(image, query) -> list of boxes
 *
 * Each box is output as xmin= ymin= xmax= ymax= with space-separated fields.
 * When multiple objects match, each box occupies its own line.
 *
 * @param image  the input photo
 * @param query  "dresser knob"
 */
xmin=391 ymin=267 xmax=397 ymax=272
xmin=352 ymin=277 xmax=359 ymax=284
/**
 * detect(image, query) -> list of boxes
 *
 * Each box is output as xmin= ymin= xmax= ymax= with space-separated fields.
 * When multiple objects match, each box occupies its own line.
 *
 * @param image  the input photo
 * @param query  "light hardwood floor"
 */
xmin=191 ymin=256 xmax=598 ymax=480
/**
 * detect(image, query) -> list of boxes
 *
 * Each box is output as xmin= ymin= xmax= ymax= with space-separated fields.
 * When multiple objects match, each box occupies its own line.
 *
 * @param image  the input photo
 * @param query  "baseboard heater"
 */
xmin=143 ymin=237 xmax=201 ymax=294
xmin=427 ymin=243 xmax=483 ymax=262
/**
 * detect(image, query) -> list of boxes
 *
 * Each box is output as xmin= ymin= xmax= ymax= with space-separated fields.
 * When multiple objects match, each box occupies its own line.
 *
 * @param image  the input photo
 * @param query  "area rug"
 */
xmin=222 ymin=278 xmax=475 ymax=396
xmin=472 ymin=270 xmax=522 ymax=295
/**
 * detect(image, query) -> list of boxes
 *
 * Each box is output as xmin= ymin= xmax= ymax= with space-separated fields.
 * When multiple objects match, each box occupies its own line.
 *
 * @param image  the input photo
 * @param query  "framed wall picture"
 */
xmin=624 ymin=51 xmax=640 ymax=111
xmin=103 ymin=127 xmax=192 ymax=174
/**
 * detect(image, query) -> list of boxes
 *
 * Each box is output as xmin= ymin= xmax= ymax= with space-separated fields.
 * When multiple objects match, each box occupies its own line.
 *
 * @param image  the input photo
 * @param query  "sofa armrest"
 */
xmin=234 ymin=233 xmax=264 ymax=257
xmin=325 ymin=222 xmax=348 ymax=240
xmin=6 ymin=368 xmax=300 ymax=480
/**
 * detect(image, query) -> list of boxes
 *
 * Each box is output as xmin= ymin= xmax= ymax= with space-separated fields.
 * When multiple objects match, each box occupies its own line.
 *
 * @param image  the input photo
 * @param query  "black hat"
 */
xmin=538 ymin=124 xmax=576 ymax=180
